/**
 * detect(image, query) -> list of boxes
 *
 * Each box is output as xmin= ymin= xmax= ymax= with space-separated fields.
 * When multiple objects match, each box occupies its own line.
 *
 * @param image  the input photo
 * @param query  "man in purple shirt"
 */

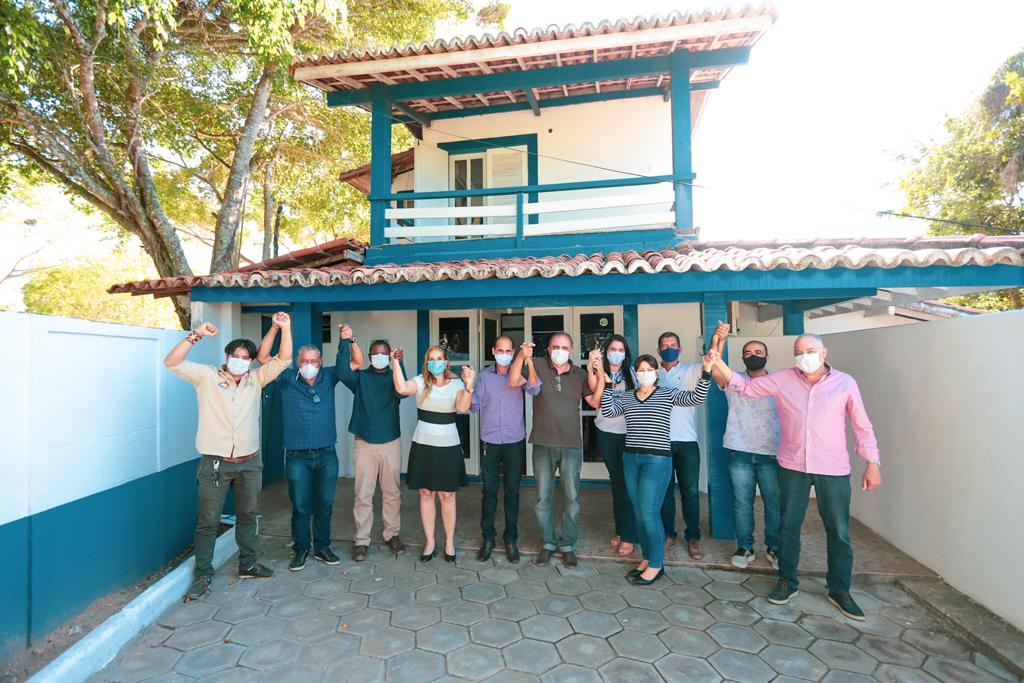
xmin=471 ymin=336 xmax=541 ymax=563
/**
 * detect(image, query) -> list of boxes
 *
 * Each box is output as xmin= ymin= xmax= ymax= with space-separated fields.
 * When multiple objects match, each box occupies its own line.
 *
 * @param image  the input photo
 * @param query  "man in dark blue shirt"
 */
xmin=337 ymin=327 xmax=409 ymax=562
xmin=260 ymin=323 xmax=363 ymax=571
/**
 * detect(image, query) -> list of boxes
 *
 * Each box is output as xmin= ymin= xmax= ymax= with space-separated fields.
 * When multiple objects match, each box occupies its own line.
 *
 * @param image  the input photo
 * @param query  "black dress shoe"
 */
xmin=629 ymin=568 xmax=665 ymax=586
xmin=420 ymin=546 xmax=437 ymax=563
xmin=534 ymin=548 xmax=553 ymax=567
xmin=561 ymin=551 xmax=578 ymax=568
xmin=506 ymin=542 xmax=520 ymax=564
xmin=478 ymin=539 xmax=494 ymax=562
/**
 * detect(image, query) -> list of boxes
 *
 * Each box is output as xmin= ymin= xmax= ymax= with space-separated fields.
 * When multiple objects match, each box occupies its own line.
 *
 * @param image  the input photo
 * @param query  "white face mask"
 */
xmin=494 ymin=352 xmax=514 ymax=367
xmin=636 ymin=370 xmax=658 ymax=387
xmin=370 ymin=354 xmax=390 ymax=370
xmin=607 ymin=350 xmax=626 ymax=365
xmin=550 ymin=349 xmax=571 ymax=365
xmin=226 ymin=357 xmax=251 ymax=375
xmin=795 ymin=352 xmax=823 ymax=373
xmin=299 ymin=364 xmax=319 ymax=380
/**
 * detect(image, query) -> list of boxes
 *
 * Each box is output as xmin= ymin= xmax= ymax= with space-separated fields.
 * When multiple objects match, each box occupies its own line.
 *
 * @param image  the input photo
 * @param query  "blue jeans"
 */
xmin=727 ymin=449 xmax=781 ymax=551
xmin=661 ymin=441 xmax=702 ymax=541
xmin=623 ymin=453 xmax=674 ymax=569
xmin=285 ymin=446 xmax=339 ymax=552
xmin=532 ymin=446 xmax=582 ymax=552
xmin=778 ymin=468 xmax=853 ymax=593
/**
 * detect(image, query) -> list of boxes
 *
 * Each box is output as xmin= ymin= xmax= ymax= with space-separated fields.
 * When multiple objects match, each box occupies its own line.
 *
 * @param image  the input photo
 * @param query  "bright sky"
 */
xmin=3 ymin=0 xmax=1023 ymax=309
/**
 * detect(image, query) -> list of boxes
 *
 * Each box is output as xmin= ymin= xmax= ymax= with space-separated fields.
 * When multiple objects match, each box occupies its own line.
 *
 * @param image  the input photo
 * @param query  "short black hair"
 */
xmin=635 ymin=354 xmax=660 ymax=372
xmin=369 ymin=339 xmax=391 ymax=354
xmin=224 ymin=338 xmax=257 ymax=358
xmin=657 ymin=331 xmax=680 ymax=347
xmin=742 ymin=340 xmax=768 ymax=354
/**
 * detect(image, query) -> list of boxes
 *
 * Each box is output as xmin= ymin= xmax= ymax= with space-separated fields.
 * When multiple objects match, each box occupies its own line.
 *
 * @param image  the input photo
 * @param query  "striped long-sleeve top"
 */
xmin=600 ymin=375 xmax=712 ymax=457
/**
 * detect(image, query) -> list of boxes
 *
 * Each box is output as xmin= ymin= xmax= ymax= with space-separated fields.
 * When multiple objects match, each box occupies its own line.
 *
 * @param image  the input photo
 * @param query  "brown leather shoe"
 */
xmin=385 ymin=535 xmax=405 ymax=555
xmin=687 ymin=539 xmax=704 ymax=560
xmin=352 ymin=544 xmax=369 ymax=562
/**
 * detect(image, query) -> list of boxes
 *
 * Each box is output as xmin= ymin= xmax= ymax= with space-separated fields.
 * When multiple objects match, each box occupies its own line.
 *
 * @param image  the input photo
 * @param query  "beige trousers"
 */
xmin=353 ymin=437 xmax=402 ymax=546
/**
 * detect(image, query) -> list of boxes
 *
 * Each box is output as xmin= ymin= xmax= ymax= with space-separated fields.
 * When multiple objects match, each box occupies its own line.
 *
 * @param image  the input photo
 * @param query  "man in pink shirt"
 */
xmin=712 ymin=326 xmax=881 ymax=621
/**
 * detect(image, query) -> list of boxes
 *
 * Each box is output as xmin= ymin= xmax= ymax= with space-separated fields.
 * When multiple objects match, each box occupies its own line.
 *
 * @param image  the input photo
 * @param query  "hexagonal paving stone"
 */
xmin=303 ymin=578 xmax=351 ymax=599
xmin=284 ymin=614 xmax=340 ymax=641
xmin=417 ymin=622 xmax=471 ymax=654
xmin=470 ymin=617 xmax=522 ymax=648
xmin=488 ymin=671 xmax=541 ymax=683
xmin=658 ymin=627 xmax=719 ymax=657
xmin=744 ymin=574 xmax=780 ymax=595
xmin=519 ymin=564 xmax=559 ymax=582
xmin=463 ymin=582 xmax=507 ymax=604
xmin=359 ymin=625 xmax=415 ymax=658
xmin=489 ymin=597 xmax=538 ymax=621
xmin=324 ymin=654 xmax=385 ymax=683
xmin=268 ymin=595 xmax=322 ymax=620
xmin=599 ymin=657 xmax=664 ymax=683
xmin=447 ymin=644 xmax=504 ymax=680
xmin=663 ymin=566 xmax=712 ymax=586
xmin=211 ymin=598 xmax=270 ymax=624
xmin=165 ymin=620 xmax=231 ymax=651
xmin=846 ymin=613 xmax=904 ymax=638
xmin=973 ymin=652 xmax=1020 ymax=682
xmin=300 ymin=632 xmax=360 ymax=666
xmin=546 ymin=575 xmax=592 ymax=597
xmin=622 ymin=587 xmax=670 ymax=611
xmin=392 ymin=605 xmax=442 ymax=630
xmin=368 ymin=558 xmax=418 ymax=577
xmin=608 ymin=630 xmax=668 ymax=661
xmin=705 ymin=581 xmax=755 ymax=603
xmin=174 ymin=642 xmax=245 ymax=677
xmin=256 ymin=581 xmax=305 ymax=603
xmin=874 ymin=664 xmax=941 ymax=682
xmin=902 ymin=629 xmax=973 ymax=659
xmin=437 ymin=568 xmax=479 ymax=588
xmin=709 ymin=649 xmax=775 ymax=683
xmin=799 ymin=614 xmax=860 ymax=643
xmin=386 ymin=649 xmax=447 ymax=683
xmin=586 ymin=573 xmax=631 ymax=594
xmin=441 ymin=600 xmax=490 ymax=626
xmin=809 ymin=640 xmax=879 ymax=675
xmin=319 ymin=591 xmax=369 ymax=616
xmin=707 ymin=623 xmax=768 ymax=654
xmin=820 ymin=672 xmax=876 ymax=683
xmin=196 ymin=666 xmax=260 ymax=682
xmin=923 ymin=656 xmax=1006 ymax=683
xmin=416 ymin=585 xmax=462 ymax=607
xmin=158 ymin=601 xmax=220 ymax=628
xmin=753 ymin=619 xmax=814 ymax=649
xmin=237 ymin=637 xmax=302 ymax=671
xmin=749 ymin=596 xmax=802 ymax=622
xmin=662 ymin=584 xmax=714 ymax=607
xmin=540 ymin=664 xmax=602 ymax=683
xmin=225 ymin=616 xmax=287 ymax=646
xmin=394 ymin=572 xmax=438 ymax=591
xmin=660 ymin=603 xmax=714 ymax=630
xmin=502 ymin=638 xmax=562 ymax=675
xmin=480 ymin=568 xmax=521 ymax=585
xmin=760 ymin=644 xmax=829 ymax=681
xmin=882 ymin=605 xmax=942 ymax=631
xmin=857 ymin=634 xmax=927 ymax=667
xmin=792 ymin=590 xmax=843 ymax=618
xmin=369 ymin=588 xmax=415 ymax=610
xmin=706 ymin=569 xmax=748 ymax=584
xmin=339 ymin=607 xmax=392 ymax=635
xmin=100 ymin=646 xmax=182 ymax=680
xmin=536 ymin=595 xmax=583 ymax=618
xmin=578 ymin=591 xmax=628 ymax=614
xmin=519 ymin=614 xmax=573 ymax=643
xmin=705 ymin=600 xmax=760 ymax=626
xmin=616 ymin=607 xmax=669 ymax=634
xmin=350 ymin=575 xmax=394 ymax=595
xmin=506 ymin=580 xmax=551 ymax=601
xmin=556 ymin=634 xmax=615 ymax=668
xmin=567 ymin=610 xmax=622 ymax=638
xmin=654 ymin=653 xmax=722 ymax=682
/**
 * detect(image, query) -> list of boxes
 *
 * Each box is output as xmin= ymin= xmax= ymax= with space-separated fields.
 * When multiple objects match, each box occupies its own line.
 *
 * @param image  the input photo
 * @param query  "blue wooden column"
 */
xmin=703 ymin=293 xmax=733 ymax=540
xmin=669 ymin=51 xmax=693 ymax=232
xmin=417 ymin=310 xmax=430 ymax=363
xmin=623 ymin=304 xmax=639 ymax=357
xmin=782 ymin=302 xmax=806 ymax=336
xmin=290 ymin=302 xmax=321 ymax=354
xmin=369 ymin=85 xmax=393 ymax=246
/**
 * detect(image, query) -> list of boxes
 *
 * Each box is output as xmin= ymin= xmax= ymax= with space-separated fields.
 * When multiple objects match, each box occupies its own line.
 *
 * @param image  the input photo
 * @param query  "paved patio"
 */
xmin=92 ymin=538 xmax=1017 ymax=682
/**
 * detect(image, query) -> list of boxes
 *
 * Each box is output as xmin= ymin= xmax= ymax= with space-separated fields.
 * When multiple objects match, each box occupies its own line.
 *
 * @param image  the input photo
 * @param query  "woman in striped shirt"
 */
xmin=595 ymin=349 xmax=716 ymax=585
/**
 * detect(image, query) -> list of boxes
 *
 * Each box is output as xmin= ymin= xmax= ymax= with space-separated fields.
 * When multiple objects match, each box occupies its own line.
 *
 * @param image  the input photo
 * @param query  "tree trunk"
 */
xmin=273 ymin=203 xmax=283 ymax=258
xmin=210 ymin=64 xmax=278 ymax=273
xmin=1007 ymin=288 xmax=1023 ymax=309
xmin=262 ymin=156 xmax=276 ymax=261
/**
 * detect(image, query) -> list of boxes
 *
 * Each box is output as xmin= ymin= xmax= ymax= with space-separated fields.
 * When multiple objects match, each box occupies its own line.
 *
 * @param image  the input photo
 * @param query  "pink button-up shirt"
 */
xmin=726 ymin=365 xmax=880 ymax=476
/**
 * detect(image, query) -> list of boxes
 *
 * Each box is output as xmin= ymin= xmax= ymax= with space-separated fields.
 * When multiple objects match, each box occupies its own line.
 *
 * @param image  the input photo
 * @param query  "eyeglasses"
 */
xmin=306 ymin=387 xmax=321 ymax=404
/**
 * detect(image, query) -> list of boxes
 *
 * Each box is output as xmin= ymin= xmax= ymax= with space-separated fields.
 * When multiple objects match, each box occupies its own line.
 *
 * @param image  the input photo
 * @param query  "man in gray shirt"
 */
xmin=510 ymin=333 xmax=599 ymax=568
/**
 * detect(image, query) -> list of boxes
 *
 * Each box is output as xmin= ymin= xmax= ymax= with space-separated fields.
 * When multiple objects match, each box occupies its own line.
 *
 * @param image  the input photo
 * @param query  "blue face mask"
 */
xmin=659 ymin=347 xmax=680 ymax=362
xmin=427 ymin=359 xmax=447 ymax=376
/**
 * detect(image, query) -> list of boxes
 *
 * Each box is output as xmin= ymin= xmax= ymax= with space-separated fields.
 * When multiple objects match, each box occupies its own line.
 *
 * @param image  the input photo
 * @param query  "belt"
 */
xmin=417 ymin=409 xmax=457 ymax=425
xmin=218 ymin=451 xmax=258 ymax=464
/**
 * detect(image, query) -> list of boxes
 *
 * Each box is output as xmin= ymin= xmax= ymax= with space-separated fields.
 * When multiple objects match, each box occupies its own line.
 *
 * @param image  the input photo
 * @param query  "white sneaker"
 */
xmin=731 ymin=548 xmax=755 ymax=569
xmin=767 ymin=548 xmax=779 ymax=570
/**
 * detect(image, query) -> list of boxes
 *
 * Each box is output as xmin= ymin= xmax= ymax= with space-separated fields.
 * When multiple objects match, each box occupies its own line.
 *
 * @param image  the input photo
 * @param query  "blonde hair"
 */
xmin=419 ymin=345 xmax=456 ymax=403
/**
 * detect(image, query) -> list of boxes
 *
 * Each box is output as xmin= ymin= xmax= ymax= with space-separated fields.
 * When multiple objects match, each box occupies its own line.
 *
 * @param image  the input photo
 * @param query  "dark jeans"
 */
xmin=727 ymin=449 xmax=781 ymax=551
xmin=596 ymin=428 xmax=638 ymax=544
xmin=195 ymin=454 xmax=262 ymax=577
xmin=778 ymin=468 xmax=854 ymax=593
xmin=661 ymin=441 xmax=702 ymax=541
xmin=480 ymin=440 xmax=526 ymax=544
xmin=285 ymin=446 xmax=339 ymax=552
xmin=623 ymin=453 xmax=674 ymax=569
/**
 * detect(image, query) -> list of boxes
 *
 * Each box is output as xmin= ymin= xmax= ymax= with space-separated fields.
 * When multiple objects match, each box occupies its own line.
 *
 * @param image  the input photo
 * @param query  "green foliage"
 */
xmin=22 ymin=251 xmax=180 ymax=328
xmin=900 ymin=50 xmax=1024 ymax=311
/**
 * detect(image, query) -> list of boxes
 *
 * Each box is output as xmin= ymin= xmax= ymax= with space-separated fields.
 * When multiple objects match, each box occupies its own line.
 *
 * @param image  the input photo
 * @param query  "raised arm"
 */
xmin=335 ymin=338 xmax=358 ymax=391
xmin=508 ymin=342 xmax=534 ymax=388
xmin=338 ymin=324 xmax=364 ymax=370
xmin=457 ymin=366 xmax=476 ymax=412
xmin=391 ymin=348 xmax=419 ymax=396
xmin=670 ymin=350 xmax=715 ymax=406
xmin=587 ymin=348 xmax=604 ymax=393
xmin=254 ymin=313 xmax=293 ymax=385
xmin=709 ymin=322 xmax=730 ymax=388
xmin=274 ymin=312 xmax=293 ymax=365
xmin=165 ymin=322 xmax=217 ymax=368
xmin=256 ymin=324 xmax=279 ymax=365
xmin=599 ymin=383 xmax=624 ymax=418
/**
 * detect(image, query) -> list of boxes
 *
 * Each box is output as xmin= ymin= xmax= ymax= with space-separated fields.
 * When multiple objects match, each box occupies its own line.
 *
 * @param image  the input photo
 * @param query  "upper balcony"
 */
xmin=292 ymin=7 xmax=776 ymax=264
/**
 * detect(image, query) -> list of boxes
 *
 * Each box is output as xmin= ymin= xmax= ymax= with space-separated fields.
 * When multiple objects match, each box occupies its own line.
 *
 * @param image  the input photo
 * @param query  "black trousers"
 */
xmin=479 ymin=440 xmax=526 ymax=543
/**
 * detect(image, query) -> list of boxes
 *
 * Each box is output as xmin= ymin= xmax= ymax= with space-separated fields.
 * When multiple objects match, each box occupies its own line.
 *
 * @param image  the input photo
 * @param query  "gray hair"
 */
xmin=794 ymin=333 xmax=825 ymax=348
xmin=297 ymin=345 xmax=322 ymax=358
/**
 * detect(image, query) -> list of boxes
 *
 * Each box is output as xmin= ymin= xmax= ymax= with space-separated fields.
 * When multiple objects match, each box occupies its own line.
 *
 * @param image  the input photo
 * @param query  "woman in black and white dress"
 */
xmin=393 ymin=345 xmax=475 ymax=562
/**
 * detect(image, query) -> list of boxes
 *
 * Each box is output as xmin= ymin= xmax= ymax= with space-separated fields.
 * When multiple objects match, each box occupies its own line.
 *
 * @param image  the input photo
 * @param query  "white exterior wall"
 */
xmin=824 ymin=311 xmax=1024 ymax=630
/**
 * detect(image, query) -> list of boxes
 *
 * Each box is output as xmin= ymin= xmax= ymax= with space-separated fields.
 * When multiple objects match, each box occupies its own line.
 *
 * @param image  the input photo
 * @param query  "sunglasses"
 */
xmin=555 ymin=375 xmax=562 ymax=393
xmin=306 ymin=386 xmax=321 ymax=404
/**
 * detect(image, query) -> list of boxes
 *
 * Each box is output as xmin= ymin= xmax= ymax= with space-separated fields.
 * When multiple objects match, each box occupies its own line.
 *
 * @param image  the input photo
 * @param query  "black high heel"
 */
xmin=420 ymin=545 xmax=437 ymax=563
xmin=626 ymin=568 xmax=643 ymax=579
xmin=629 ymin=568 xmax=665 ymax=586
xmin=444 ymin=550 xmax=457 ymax=563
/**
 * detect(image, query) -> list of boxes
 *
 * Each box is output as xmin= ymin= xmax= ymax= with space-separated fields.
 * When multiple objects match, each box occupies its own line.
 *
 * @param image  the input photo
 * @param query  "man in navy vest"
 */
xmin=260 ymin=323 xmax=363 ymax=570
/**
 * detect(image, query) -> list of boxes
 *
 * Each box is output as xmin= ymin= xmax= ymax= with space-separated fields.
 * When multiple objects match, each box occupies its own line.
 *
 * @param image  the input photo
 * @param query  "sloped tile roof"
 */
xmin=108 ymin=235 xmax=1024 ymax=298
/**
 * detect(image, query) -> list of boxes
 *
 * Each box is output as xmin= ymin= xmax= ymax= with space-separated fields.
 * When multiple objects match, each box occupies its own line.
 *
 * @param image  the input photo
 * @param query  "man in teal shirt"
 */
xmin=337 ymin=327 xmax=408 ymax=561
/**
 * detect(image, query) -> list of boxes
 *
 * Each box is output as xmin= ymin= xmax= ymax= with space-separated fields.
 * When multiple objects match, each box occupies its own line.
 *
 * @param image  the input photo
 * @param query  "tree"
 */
xmin=899 ymin=51 xmax=1024 ymax=310
xmin=1 ymin=0 xmax=505 ymax=328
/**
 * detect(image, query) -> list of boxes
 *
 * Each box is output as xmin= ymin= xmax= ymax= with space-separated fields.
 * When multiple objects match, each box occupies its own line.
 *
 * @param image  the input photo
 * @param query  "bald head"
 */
xmin=794 ymin=333 xmax=825 ymax=354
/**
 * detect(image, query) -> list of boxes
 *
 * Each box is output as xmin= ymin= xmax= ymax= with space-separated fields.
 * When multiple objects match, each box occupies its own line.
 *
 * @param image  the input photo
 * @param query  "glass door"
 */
xmin=575 ymin=307 xmax=622 ymax=481
xmin=430 ymin=310 xmax=480 ymax=475
xmin=522 ymin=308 xmax=571 ymax=478
xmin=450 ymin=153 xmax=485 ymax=237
